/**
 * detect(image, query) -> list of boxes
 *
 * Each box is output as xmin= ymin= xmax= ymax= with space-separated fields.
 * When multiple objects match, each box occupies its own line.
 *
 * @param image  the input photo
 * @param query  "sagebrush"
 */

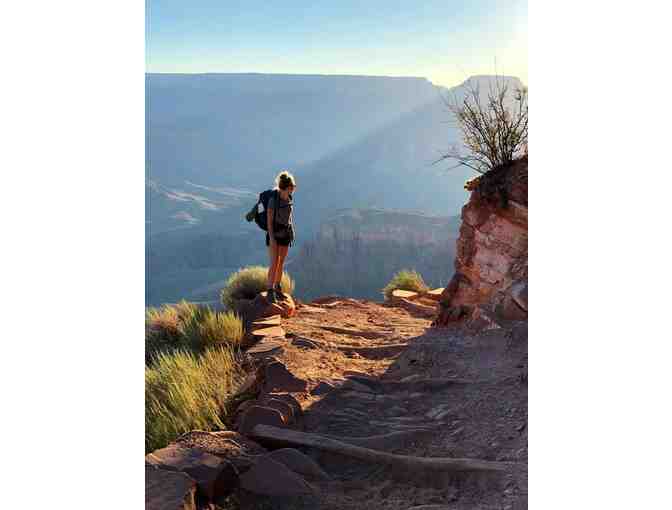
xmin=438 ymin=76 xmax=528 ymax=174
xmin=220 ymin=265 xmax=294 ymax=309
xmin=382 ymin=269 xmax=429 ymax=300
xmin=145 ymin=346 xmax=245 ymax=452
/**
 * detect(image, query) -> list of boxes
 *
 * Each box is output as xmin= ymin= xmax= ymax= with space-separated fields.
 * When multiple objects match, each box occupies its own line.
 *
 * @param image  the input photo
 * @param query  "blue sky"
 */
xmin=146 ymin=0 xmax=527 ymax=87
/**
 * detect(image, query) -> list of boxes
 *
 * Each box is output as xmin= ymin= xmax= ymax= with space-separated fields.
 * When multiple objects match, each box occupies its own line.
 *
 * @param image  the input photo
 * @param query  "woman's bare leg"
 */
xmin=267 ymin=241 xmax=278 ymax=289
xmin=274 ymin=244 xmax=289 ymax=287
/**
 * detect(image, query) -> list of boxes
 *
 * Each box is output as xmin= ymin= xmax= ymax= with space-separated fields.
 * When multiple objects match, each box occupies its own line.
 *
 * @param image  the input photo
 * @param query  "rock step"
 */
xmin=247 ymin=338 xmax=285 ymax=359
xmin=249 ymin=325 xmax=285 ymax=339
xmin=249 ymin=315 xmax=282 ymax=330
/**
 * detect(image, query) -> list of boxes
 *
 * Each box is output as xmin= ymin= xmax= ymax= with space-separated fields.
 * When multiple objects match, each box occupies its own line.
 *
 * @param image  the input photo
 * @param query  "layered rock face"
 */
xmin=291 ymin=209 xmax=460 ymax=301
xmin=434 ymin=157 xmax=528 ymax=325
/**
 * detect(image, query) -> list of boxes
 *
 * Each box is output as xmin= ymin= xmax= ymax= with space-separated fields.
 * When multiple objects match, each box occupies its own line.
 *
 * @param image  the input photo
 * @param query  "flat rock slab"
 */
xmin=238 ymin=456 xmax=315 ymax=497
xmin=247 ymin=339 xmax=285 ymax=359
xmin=391 ymin=289 xmax=420 ymax=300
xmin=145 ymin=465 xmax=197 ymax=510
xmin=264 ymin=360 xmax=308 ymax=393
xmin=250 ymin=325 xmax=285 ymax=339
xmin=145 ymin=445 xmax=236 ymax=501
xmin=395 ymin=298 xmax=436 ymax=318
xmin=250 ymin=315 xmax=282 ymax=327
xmin=424 ymin=288 xmax=445 ymax=301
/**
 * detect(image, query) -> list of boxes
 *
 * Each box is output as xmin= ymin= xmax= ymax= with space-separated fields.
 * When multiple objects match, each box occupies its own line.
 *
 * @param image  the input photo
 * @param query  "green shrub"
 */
xmin=220 ymin=265 xmax=294 ymax=310
xmin=382 ymin=269 xmax=429 ymax=301
xmin=145 ymin=346 xmax=244 ymax=452
xmin=146 ymin=301 xmax=243 ymax=363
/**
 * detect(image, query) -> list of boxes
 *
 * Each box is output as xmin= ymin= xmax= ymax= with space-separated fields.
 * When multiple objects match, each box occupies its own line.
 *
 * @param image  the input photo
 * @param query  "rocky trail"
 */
xmin=146 ymin=294 xmax=527 ymax=510
xmin=223 ymin=296 xmax=528 ymax=510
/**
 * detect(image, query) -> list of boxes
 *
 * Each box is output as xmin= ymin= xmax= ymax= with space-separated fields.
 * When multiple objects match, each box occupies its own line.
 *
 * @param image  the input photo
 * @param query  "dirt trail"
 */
xmin=253 ymin=297 xmax=527 ymax=510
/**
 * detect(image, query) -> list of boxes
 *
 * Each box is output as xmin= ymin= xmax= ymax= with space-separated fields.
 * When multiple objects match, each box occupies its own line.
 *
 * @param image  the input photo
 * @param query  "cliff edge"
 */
xmin=434 ymin=156 xmax=528 ymax=325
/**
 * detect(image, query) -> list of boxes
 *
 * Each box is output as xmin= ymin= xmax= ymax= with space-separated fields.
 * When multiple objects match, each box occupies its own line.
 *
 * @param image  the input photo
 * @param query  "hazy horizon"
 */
xmin=146 ymin=1 xmax=527 ymax=88
xmin=144 ymin=70 xmax=527 ymax=89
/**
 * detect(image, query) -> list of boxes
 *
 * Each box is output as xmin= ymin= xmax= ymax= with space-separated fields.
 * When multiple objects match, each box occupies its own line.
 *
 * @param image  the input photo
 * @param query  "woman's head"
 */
xmin=275 ymin=170 xmax=296 ymax=192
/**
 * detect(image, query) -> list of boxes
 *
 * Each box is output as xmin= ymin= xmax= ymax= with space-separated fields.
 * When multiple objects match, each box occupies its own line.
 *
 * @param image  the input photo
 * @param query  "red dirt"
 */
xmin=243 ymin=297 xmax=528 ymax=510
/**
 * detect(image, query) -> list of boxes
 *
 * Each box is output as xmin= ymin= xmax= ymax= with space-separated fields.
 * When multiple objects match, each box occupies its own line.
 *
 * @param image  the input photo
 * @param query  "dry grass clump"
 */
xmin=146 ymin=301 xmax=243 ymax=363
xmin=382 ymin=269 xmax=429 ymax=301
xmin=220 ymin=265 xmax=294 ymax=309
xmin=145 ymin=346 xmax=245 ymax=452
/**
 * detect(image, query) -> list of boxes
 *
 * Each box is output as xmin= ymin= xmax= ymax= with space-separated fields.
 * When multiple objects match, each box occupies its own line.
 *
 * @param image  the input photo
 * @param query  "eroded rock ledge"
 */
xmin=434 ymin=156 xmax=528 ymax=326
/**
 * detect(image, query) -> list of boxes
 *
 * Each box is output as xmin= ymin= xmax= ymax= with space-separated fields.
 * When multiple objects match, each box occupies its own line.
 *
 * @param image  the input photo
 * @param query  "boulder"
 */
xmin=145 ymin=465 xmax=197 ymax=510
xmin=237 ymin=294 xmax=296 ymax=334
xmin=260 ymin=398 xmax=295 ymax=424
xmin=175 ymin=430 xmax=267 ymax=473
xmin=254 ymin=292 xmax=296 ymax=319
xmin=238 ymin=456 xmax=315 ymax=497
xmin=265 ymin=448 xmax=332 ymax=481
xmin=261 ymin=393 xmax=303 ymax=418
xmin=145 ymin=445 xmax=237 ymax=501
xmin=263 ymin=360 xmax=308 ymax=393
xmin=238 ymin=405 xmax=286 ymax=436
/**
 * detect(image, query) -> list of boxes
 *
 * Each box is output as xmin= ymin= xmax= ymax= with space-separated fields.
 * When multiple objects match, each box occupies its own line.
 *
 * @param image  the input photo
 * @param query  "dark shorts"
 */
xmin=266 ymin=232 xmax=291 ymax=247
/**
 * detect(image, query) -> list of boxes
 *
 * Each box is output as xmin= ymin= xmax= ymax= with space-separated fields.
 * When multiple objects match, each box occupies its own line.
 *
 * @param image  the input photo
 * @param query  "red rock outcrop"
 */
xmin=434 ymin=157 xmax=528 ymax=326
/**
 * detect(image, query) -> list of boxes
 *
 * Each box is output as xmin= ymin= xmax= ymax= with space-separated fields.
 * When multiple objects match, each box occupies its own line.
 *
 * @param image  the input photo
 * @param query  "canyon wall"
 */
xmin=290 ymin=209 xmax=460 ymax=301
xmin=434 ymin=157 xmax=528 ymax=325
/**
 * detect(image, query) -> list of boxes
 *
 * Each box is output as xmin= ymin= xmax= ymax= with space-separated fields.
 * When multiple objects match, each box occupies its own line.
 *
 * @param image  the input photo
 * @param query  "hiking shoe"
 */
xmin=267 ymin=288 xmax=277 ymax=303
xmin=274 ymin=283 xmax=287 ymax=299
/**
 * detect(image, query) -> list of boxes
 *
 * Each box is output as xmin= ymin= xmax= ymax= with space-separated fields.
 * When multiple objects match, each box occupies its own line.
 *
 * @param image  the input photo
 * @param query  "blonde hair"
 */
xmin=275 ymin=170 xmax=296 ymax=190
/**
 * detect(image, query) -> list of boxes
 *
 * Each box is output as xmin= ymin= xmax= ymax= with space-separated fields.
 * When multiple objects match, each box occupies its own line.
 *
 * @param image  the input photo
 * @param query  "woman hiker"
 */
xmin=266 ymin=171 xmax=296 ymax=303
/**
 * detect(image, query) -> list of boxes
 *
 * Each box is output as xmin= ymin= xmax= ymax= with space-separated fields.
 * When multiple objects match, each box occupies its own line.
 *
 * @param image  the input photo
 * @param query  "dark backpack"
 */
xmin=254 ymin=189 xmax=277 ymax=231
xmin=244 ymin=189 xmax=286 ymax=230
